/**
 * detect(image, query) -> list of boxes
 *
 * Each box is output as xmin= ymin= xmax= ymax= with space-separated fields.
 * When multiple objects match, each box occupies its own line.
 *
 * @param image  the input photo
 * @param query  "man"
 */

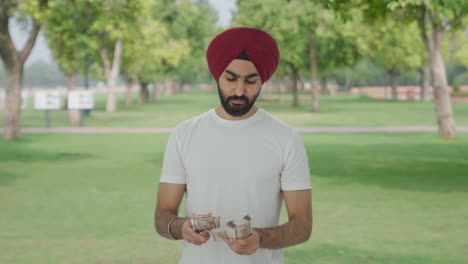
xmin=155 ymin=27 xmax=312 ymax=264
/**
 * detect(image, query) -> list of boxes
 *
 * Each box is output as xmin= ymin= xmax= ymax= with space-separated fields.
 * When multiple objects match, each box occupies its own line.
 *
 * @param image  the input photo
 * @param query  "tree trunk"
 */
xmin=0 ymin=7 xmax=42 ymax=140
xmin=4 ymin=65 xmax=23 ymax=140
xmin=153 ymin=82 xmax=161 ymax=102
xmin=99 ymin=38 xmax=123 ymax=113
xmin=309 ymin=40 xmax=320 ymax=112
xmin=164 ymin=79 xmax=174 ymax=96
xmin=298 ymin=79 xmax=304 ymax=92
xmin=65 ymin=71 xmax=80 ymax=126
xmin=389 ymin=70 xmax=400 ymax=101
xmin=419 ymin=64 xmax=431 ymax=101
xmin=430 ymin=28 xmax=456 ymax=138
xmin=345 ymin=68 xmax=352 ymax=92
xmin=321 ymin=77 xmax=328 ymax=95
xmin=419 ymin=7 xmax=456 ymax=138
xmin=125 ymin=74 xmax=137 ymax=108
xmin=174 ymin=81 xmax=181 ymax=94
xmin=329 ymin=77 xmax=338 ymax=96
xmin=290 ymin=64 xmax=299 ymax=107
xmin=267 ymin=79 xmax=273 ymax=101
xmin=279 ymin=80 xmax=286 ymax=104
xmin=417 ymin=7 xmax=432 ymax=102
xmin=272 ymin=77 xmax=281 ymax=101
xmin=139 ymin=82 xmax=149 ymax=104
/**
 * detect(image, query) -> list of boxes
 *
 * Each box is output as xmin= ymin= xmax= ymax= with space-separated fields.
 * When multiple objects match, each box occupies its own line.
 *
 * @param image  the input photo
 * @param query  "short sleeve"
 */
xmin=280 ymin=131 xmax=311 ymax=191
xmin=159 ymin=130 xmax=186 ymax=184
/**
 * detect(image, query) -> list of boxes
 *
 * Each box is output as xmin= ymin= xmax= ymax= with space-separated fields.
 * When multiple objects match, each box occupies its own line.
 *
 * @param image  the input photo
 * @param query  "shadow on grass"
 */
xmin=285 ymin=243 xmax=464 ymax=264
xmin=0 ymin=170 xmax=26 ymax=186
xmin=0 ymin=136 xmax=96 ymax=185
xmin=309 ymin=141 xmax=468 ymax=193
xmin=0 ymin=147 xmax=95 ymax=163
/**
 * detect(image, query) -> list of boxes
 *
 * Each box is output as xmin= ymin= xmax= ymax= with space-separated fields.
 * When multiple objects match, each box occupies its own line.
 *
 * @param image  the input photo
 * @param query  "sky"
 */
xmin=9 ymin=0 xmax=237 ymax=66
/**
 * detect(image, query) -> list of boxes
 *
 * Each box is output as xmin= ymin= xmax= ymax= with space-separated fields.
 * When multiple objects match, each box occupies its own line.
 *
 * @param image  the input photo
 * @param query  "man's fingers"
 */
xmin=226 ymin=238 xmax=249 ymax=247
xmin=183 ymin=226 xmax=209 ymax=245
xmin=187 ymin=232 xmax=207 ymax=244
xmin=234 ymin=238 xmax=250 ymax=246
xmin=224 ymin=237 xmax=258 ymax=255
xmin=200 ymin=230 xmax=211 ymax=239
xmin=225 ymin=239 xmax=242 ymax=254
xmin=228 ymin=243 xmax=252 ymax=255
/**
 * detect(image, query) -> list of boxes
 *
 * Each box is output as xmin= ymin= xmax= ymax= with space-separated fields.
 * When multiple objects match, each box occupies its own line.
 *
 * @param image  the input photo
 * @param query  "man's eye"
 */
xmin=227 ymin=77 xmax=236 ymax=81
xmin=246 ymin=79 xmax=257 ymax=84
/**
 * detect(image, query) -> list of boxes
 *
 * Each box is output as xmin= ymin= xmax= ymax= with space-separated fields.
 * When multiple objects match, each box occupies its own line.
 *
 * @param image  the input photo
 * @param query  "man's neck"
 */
xmin=215 ymin=105 xmax=258 ymax=121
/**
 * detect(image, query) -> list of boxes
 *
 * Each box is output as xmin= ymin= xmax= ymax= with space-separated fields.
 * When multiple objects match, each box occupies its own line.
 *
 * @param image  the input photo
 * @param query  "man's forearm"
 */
xmin=254 ymin=218 xmax=312 ymax=249
xmin=155 ymin=210 xmax=185 ymax=240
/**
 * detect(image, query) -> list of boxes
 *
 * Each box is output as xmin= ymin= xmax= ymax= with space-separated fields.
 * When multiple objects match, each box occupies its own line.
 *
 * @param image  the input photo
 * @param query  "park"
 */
xmin=1 ymin=0 xmax=467 ymax=263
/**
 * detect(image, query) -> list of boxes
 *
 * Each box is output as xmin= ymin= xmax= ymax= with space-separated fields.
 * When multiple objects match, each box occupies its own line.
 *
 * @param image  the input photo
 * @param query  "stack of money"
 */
xmin=226 ymin=215 xmax=252 ymax=239
xmin=190 ymin=213 xmax=221 ymax=233
xmin=210 ymin=230 xmax=229 ymax=241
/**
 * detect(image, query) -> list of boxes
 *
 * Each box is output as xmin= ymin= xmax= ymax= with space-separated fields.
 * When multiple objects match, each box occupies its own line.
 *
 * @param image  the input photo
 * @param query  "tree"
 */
xmin=301 ymin=3 xmax=368 ymax=105
xmin=44 ymin=0 xmax=90 ymax=125
xmin=122 ymin=17 xmax=188 ymax=104
xmin=87 ymin=0 xmax=142 ymax=112
xmin=443 ymin=26 xmax=468 ymax=88
xmin=235 ymin=0 xmax=364 ymax=110
xmin=163 ymin=0 xmax=219 ymax=83
xmin=121 ymin=0 xmax=191 ymax=105
xmin=235 ymin=0 xmax=309 ymax=107
xmin=331 ymin=0 xmax=467 ymax=138
xmin=366 ymin=19 xmax=422 ymax=100
xmin=0 ymin=0 xmax=48 ymax=140
xmin=396 ymin=0 xmax=466 ymax=138
xmin=151 ymin=0 xmax=218 ymax=89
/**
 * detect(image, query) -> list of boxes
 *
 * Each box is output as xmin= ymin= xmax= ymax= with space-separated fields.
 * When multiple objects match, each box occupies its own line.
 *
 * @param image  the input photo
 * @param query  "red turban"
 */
xmin=206 ymin=27 xmax=280 ymax=83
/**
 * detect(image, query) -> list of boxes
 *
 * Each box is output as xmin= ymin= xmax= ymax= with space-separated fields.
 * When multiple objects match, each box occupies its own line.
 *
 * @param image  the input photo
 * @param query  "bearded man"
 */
xmin=155 ymin=27 xmax=312 ymax=264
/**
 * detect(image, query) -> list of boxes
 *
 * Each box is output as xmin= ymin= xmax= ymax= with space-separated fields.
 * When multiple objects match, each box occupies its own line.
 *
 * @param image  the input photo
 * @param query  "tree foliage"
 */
xmin=154 ymin=0 xmax=218 ymax=83
xmin=121 ymin=1 xmax=188 ymax=84
xmin=366 ymin=19 xmax=422 ymax=75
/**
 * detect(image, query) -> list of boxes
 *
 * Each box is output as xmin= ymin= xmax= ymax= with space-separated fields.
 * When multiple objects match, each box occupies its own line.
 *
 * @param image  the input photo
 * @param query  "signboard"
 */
xmin=0 ymin=90 xmax=28 ymax=110
xmin=0 ymin=90 xmax=4 ymax=110
xmin=21 ymin=91 xmax=28 ymax=109
xmin=68 ymin=90 xmax=94 ymax=110
xmin=34 ymin=91 xmax=62 ymax=110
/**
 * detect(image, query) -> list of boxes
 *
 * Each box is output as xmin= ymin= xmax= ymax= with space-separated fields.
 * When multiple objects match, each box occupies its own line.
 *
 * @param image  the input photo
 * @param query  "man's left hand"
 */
xmin=224 ymin=229 xmax=260 ymax=255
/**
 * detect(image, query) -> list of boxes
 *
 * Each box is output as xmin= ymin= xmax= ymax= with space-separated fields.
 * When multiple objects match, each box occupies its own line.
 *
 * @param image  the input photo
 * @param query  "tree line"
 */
xmin=0 ymin=0 xmax=467 ymax=141
xmin=1 ymin=0 xmax=218 ymax=140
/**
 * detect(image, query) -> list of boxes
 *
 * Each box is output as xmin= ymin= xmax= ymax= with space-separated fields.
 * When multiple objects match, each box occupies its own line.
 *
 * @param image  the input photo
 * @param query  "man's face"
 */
xmin=217 ymin=59 xmax=262 ymax=117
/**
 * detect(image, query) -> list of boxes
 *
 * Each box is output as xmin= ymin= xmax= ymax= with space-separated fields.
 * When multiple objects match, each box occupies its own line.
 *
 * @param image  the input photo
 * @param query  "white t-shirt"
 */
xmin=160 ymin=107 xmax=311 ymax=264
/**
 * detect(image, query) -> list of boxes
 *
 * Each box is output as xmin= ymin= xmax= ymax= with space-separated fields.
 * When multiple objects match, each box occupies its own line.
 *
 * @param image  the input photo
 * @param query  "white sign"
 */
xmin=21 ymin=91 xmax=28 ymax=109
xmin=34 ymin=91 xmax=62 ymax=110
xmin=0 ymin=90 xmax=4 ymax=111
xmin=68 ymin=90 xmax=94 ymax=110
xmin=0 ymin=90 xmax=28 ymax=110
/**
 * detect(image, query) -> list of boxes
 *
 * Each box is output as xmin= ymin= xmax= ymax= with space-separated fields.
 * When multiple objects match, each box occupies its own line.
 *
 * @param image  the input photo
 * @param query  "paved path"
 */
xmin=1 ymin=126 xmax=468 ymax=134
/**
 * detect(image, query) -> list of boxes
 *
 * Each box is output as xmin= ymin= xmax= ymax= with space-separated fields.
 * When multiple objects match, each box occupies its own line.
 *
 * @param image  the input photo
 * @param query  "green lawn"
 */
xmin=1 ymin=133 xmax=467 ymax=263
xmin=2 ymin=90 xmax=467 ymax=127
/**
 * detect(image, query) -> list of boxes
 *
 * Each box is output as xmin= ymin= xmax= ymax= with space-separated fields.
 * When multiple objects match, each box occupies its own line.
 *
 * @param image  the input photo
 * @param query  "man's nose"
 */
xmin=233 ymin=81 xmax=246 ymax=97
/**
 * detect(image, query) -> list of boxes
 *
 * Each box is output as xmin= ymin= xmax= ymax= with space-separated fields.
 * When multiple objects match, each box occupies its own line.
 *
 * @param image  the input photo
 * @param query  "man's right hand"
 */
xmin=181 ymin=218 xmax=211 ymax=245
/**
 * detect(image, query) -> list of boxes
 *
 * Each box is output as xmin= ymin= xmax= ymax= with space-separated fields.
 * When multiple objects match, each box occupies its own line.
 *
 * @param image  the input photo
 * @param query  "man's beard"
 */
xmin=217 ymin=84 xmax=261 ymax=117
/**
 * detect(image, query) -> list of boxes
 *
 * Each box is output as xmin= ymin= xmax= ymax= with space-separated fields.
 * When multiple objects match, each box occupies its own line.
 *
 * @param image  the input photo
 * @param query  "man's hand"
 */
xmin=224 ymin=229 xmax=260 ymax=255
xmin=181 ymin=218 xmax=211 ymax=245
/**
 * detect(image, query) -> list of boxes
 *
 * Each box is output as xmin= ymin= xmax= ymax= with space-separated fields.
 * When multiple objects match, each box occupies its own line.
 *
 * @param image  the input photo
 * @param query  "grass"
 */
xmin=1 ymin=133 xmax=467 ymax=263
xmin=2 ymin=89 xmax=467 ymax=128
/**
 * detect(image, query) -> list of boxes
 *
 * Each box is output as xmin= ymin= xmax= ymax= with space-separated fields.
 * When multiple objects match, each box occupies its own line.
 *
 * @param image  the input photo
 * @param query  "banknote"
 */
xmin=190 ymin=213 xmax=252 ymax=240
xmin=226 ymin=215 xmax=252 ymax=239
xmin=190 ymin=213 xmax=221 ymax=233
xmin=210 ymin=229 xmax=229 ymax=241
